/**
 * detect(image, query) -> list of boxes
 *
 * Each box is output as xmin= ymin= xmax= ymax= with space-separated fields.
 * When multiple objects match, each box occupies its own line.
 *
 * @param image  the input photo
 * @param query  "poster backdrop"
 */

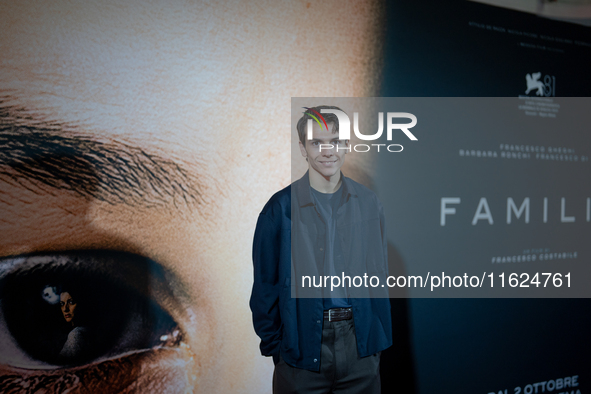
xmin=0 ymin=0 xmax=589 ymax=393
xmin=0 ymin=1 xmax=383 ymax=393
xmin=379 ymin=1 xmax=591 ymax=393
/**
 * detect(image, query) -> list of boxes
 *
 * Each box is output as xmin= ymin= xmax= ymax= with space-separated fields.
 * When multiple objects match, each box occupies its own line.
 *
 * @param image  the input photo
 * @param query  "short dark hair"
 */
xmin=296 ymin=105 xmax=344 ymax=146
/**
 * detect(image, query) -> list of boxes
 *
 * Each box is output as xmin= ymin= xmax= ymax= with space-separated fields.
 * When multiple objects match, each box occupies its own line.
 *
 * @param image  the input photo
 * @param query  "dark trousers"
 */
xmin=273 ymin=319 xmax=381 ymax=394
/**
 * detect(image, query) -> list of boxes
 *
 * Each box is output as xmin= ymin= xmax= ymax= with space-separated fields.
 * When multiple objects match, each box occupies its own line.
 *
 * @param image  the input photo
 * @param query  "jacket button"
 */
xmin=317 ymin=320 xmax=321 ymax=323
xmin=313 ymin=359 xmax=317 ymax=362
xmin=319 ymin=247 xmax=323 ymax=251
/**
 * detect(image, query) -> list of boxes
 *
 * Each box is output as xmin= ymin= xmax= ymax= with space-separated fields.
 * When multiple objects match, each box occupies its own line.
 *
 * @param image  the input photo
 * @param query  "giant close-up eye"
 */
xmin=0 ymin=251 xmax=194 ymax=392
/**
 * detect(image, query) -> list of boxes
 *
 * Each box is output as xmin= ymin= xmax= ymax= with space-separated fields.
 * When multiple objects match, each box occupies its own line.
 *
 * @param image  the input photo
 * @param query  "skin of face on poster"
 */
xmin=0 ymin=1 xmax=384 ymax=393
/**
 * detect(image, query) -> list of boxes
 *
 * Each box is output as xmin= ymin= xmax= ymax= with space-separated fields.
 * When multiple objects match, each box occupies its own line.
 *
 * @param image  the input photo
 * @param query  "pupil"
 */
xmin=0 ymin=252 xmax=179 ymax=366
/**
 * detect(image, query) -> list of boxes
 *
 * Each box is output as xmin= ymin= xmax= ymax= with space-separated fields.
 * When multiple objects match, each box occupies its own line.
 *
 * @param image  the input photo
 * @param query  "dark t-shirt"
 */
xmin=310 ymin=184 xmax=351 ymax=309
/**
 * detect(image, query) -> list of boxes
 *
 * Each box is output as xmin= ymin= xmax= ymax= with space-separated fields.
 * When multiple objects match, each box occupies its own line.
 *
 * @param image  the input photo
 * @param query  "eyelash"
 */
xmin=311 ymin=141 xmax=345 ymax=146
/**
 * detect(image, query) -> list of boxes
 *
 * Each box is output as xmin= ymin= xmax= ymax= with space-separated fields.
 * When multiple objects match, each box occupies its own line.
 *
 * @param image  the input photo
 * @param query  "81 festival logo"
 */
xmin=525 ymin=72 xmax=556 ymax=97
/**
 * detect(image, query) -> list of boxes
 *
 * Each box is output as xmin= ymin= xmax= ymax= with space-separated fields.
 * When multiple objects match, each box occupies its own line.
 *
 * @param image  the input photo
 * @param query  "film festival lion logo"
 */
xmin=303 ymin=107 xmax=417 ymax=153
xmin=525 ymin=72 xmax=556 ymax=97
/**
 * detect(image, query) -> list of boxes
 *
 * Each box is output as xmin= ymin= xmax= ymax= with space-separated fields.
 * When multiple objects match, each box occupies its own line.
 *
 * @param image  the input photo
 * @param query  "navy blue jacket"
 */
xmin=250 ymin=172 xmax=392 ymax=371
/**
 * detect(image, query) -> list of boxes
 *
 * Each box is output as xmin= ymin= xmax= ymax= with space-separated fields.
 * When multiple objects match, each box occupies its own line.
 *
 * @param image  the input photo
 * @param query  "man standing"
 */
xmin=251 ymin=106 xmax=392 ymax=393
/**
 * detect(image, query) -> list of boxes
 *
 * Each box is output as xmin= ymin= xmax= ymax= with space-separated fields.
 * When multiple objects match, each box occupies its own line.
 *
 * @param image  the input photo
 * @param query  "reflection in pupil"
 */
xmin=58 ymin=290 xmax=91 ymax=361
xmin=0 ymin=252 xmax=179 ymax=366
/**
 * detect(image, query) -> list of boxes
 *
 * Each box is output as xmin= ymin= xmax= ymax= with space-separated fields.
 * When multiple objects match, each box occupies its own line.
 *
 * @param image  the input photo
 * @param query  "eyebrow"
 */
xmin=310 ymin=137 xmax=342 ymax=142
xmin=0 ymin=104 xmax=201 ymax=211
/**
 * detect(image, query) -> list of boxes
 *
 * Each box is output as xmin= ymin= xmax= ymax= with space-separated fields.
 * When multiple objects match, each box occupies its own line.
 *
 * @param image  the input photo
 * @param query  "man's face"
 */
xmin=0 ymin=1 xmax=382 ymax=392
xmin=299 ymin=122 xmax=348 ymax=180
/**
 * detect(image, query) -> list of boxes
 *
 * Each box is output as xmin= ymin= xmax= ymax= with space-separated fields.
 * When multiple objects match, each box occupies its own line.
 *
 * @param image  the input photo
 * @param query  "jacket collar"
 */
xmin=295 ymin=170 xmax=357 ymax=207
